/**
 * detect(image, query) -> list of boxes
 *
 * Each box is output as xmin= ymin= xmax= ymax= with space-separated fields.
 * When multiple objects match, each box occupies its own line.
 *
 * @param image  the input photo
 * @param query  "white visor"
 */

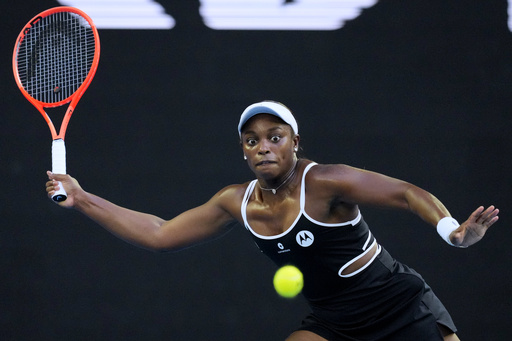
xmin=238 ymin=101 xmax=298 ymax=137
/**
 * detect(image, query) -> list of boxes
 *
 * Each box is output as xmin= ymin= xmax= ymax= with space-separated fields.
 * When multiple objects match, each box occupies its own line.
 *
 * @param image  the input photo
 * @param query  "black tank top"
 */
xmin=241 ymin=163 xmax=382 ymax=301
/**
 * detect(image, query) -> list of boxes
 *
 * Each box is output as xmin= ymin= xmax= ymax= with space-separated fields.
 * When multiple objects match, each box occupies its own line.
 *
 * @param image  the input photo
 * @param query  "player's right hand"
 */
xmin=46 ymin=171 xmax=81 ymax=208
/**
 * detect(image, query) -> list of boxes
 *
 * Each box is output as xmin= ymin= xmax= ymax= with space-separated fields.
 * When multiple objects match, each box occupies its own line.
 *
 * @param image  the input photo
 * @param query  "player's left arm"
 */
xmin=314 ymin=164 xmax=499 ymax=247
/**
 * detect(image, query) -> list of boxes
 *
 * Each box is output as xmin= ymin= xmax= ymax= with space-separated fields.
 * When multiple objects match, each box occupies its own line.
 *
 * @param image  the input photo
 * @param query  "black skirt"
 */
xmin=298 ymin=248 xmax=457 ymax=341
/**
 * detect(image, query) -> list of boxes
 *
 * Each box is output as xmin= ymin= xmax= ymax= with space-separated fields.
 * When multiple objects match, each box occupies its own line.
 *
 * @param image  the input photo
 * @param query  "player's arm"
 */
xmin=46 ymin=172 xmax=238 ymax=251
xmin=312 ymin=164 xmax=447 ymax=224
xmin=313 ymin=164 xmax=499 ymax=247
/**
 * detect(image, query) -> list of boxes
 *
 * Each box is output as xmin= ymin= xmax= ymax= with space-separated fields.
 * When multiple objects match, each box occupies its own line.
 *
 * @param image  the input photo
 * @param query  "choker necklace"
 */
xmin=259 ymin=160 xmax=299 ymax=195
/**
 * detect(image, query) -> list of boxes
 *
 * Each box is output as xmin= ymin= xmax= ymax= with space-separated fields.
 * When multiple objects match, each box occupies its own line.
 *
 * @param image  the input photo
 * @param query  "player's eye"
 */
xmin=246 ymin=138 xmax=257 ymax=146
xmin=270 ymin=135 xmax=281 ymax=143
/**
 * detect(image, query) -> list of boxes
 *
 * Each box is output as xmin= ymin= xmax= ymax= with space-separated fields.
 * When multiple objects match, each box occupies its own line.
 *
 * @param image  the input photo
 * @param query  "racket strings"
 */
xmin=16 ymin=11 xmax=96 ymax=104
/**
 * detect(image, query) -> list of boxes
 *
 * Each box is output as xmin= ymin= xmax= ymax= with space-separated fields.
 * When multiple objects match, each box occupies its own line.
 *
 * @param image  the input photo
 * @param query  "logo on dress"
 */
xmin=296 ymin=230 xmax=314 ymax=247
xmin=277 ymin=242 xmax=290 ymax=253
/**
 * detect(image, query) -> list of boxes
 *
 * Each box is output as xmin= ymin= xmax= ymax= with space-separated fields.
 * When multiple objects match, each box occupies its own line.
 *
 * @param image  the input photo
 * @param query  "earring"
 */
xmin=294 ymin=148 xmax=298 ymax=152
xmin=244 ymin=155 xmax=247 ymax=160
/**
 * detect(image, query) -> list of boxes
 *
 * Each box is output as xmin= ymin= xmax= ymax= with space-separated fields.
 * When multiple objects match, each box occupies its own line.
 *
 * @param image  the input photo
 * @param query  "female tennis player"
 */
xmin=46 ymin=100 xmax=498 ymax=341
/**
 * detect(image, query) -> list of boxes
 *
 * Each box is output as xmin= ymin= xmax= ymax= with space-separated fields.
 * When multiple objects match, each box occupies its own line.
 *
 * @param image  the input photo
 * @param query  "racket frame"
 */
xmin=13 ymin=6 xmax=100 ymax=141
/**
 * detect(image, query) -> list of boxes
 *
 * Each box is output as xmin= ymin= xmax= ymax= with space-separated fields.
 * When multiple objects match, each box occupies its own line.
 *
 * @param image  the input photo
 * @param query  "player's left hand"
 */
xmin=450 ymin=206 xmax=499 ymax=247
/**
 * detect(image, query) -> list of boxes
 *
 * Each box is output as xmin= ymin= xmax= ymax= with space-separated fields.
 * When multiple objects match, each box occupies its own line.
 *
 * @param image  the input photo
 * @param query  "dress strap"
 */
xmin=300 ymin=162 xmax=362 ymax=226
xmin=240 ymin=180 xmax=258 ymax=230
xmin=299 ymin=162 xmax=318 ymax=211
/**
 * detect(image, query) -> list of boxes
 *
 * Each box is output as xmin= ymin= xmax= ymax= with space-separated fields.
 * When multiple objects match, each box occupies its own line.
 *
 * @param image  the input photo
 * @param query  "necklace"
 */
xmin=259 ymin=160 xmax=299 ymax=195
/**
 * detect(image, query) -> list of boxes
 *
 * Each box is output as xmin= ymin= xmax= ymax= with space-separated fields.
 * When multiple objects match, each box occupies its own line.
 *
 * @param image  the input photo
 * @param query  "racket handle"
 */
xmin=51 ymin=139 xmax=67 ymax=202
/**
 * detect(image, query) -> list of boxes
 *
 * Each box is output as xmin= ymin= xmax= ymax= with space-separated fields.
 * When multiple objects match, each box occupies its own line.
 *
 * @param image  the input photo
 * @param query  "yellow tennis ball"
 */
xmin=273 ymin=265 xmax=303 ymax=298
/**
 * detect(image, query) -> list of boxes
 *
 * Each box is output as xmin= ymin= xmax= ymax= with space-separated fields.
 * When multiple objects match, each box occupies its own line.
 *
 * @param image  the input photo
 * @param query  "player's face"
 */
xmin=240 ymin=114 xmax=299 ymax=181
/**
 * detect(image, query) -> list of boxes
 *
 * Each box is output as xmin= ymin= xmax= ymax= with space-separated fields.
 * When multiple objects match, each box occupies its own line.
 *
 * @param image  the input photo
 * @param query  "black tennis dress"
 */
xmin=241 ymin=162 xmax=456 ymax=341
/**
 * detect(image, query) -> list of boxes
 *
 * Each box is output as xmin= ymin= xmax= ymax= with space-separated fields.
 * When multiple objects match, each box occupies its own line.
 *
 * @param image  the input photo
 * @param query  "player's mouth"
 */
xmin=256 ymin=160 xmax=277 ymax=167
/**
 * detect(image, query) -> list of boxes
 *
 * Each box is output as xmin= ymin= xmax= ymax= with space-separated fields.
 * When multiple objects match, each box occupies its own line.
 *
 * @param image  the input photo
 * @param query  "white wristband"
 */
xmin=436 ymin=217 xmax=460 ymax=246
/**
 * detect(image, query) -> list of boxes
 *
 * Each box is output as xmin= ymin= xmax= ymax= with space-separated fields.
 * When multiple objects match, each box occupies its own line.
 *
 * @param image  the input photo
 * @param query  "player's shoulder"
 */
xmin=304 ymin=161 xmax=353 ymax=181
xmin=209 ymin=182 xmax=253 ymax=219
xmin=302 ymin=162 xmax=361 ymax=196
xmin=211 ymin=181 xmax=253 ymax=204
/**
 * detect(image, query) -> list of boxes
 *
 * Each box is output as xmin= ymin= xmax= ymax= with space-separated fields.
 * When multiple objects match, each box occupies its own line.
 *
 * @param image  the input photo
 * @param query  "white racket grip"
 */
xmin=51 ymin=139 xmax=67 ymax=202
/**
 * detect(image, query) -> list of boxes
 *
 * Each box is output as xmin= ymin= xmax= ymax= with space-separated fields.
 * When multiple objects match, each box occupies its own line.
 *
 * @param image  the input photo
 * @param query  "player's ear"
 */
xmin=293 ymin=134 xmax=300 ymax=151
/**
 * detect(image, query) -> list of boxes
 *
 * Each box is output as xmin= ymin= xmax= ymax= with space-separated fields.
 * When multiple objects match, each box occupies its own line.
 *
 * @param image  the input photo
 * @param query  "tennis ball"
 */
xmin=273 ymin=265 xmax=303 ymax=298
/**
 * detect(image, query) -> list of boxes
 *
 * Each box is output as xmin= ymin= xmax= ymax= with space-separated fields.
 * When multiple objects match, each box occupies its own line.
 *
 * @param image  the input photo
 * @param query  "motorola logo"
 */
xmin=296 ymin=230 xmax=314 ymax=247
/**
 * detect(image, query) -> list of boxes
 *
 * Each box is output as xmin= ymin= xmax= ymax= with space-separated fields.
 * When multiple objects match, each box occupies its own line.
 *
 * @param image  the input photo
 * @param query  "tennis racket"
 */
xmin=13 ymin=6 xmax=100 ymax=202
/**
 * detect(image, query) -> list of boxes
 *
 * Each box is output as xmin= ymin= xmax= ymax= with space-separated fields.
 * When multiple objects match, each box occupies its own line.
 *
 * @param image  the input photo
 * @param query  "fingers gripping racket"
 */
xmin=13 ymin=7 xmax=100 ymax=202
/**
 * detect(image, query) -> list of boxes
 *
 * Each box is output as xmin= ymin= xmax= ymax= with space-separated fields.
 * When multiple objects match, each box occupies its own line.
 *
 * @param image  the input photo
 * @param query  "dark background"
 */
xmin=1 ymin=1 xmax=511 ymax=340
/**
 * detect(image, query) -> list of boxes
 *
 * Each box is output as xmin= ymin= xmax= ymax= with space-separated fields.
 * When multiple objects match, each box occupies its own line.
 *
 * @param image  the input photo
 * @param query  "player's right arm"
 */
xmin=46 ymin=172 xmax=239 ymax=251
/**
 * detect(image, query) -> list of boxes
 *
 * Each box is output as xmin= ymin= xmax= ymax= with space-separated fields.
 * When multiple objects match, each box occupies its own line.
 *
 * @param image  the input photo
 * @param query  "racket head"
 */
xmin=12 ymin=6 xmax=100 ymax=110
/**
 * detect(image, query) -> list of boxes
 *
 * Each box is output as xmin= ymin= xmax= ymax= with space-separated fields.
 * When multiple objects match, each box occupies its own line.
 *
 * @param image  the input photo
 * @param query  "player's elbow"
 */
xmin=146 ymin=229 xmax=191 ymax=253
xmin=145 ymin=236 xmax=181 ymax=253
